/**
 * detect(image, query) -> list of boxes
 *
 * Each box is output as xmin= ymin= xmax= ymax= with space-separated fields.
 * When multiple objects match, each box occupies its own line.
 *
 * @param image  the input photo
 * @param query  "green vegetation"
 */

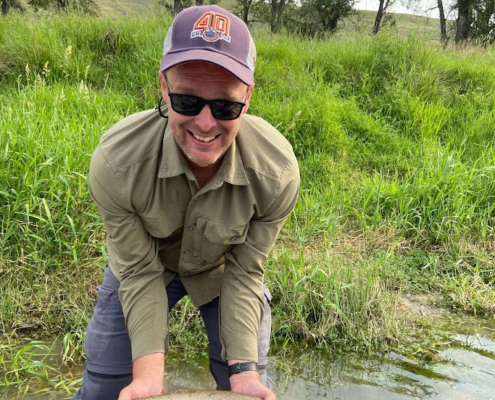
xmin=1 ymin=12 xmax=494 ymax=396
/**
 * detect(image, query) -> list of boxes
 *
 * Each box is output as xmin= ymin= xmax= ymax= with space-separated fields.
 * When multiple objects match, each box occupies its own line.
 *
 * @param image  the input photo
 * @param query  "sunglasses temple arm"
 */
xmin=156 ymin=97 xmax=168 ymax=119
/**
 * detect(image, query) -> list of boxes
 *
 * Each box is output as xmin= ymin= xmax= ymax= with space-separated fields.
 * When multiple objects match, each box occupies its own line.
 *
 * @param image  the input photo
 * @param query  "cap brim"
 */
xmin=160 ymin=49 xmax=254 ymax=86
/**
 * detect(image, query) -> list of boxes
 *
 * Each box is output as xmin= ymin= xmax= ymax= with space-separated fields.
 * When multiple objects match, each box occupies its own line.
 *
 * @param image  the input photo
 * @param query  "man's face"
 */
xmin=159 ymin=62 xmax=253 ymax=169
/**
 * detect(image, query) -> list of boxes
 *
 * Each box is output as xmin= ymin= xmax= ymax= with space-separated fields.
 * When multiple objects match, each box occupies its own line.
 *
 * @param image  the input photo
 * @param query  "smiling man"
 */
xmin=74 ymin=5 xmax=299 ymax=400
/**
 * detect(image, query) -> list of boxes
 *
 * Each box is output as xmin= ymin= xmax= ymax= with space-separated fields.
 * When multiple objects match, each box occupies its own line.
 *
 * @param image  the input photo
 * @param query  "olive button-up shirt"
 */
xmin=88 ymin=108 xmax=300 ymax=363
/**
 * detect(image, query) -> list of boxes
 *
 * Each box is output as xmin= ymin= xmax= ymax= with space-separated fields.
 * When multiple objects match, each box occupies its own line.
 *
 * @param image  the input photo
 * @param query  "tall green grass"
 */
xmin=1 ymin=12 xmax=494 ymax=395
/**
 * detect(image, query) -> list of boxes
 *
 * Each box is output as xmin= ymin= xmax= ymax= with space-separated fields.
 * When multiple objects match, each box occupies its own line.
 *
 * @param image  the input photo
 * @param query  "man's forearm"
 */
xmin=118 ymin=353 xmax=165 ymax=400
xmin=133 ymin=352 xmax=165 ymax=387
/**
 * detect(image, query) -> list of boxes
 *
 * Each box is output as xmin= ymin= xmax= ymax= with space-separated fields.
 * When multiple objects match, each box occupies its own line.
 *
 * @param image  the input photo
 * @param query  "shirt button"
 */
xmin=230 ymin=236 xmax=237 ymax=242
xmin=185 ymin=249 xmax=191 ymax=254
xmin=188 ymin=225 xmax=194 ymax=231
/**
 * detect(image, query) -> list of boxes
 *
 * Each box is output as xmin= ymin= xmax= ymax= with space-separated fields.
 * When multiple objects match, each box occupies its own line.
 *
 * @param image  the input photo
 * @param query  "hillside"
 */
xmin=92 ymin=0 xmax=445 ymax=41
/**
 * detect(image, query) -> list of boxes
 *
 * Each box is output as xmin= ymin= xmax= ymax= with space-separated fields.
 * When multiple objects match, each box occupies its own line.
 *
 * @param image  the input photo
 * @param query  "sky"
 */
xmin=355 ymin=0 xmax=457 ymax=19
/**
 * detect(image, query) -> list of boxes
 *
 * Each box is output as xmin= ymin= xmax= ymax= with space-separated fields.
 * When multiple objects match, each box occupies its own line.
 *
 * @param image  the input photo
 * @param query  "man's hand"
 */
xmin=229 ymin=360 xmax=275 ymax=400
xmin=118 ymin=353 xmax=165 ymax=400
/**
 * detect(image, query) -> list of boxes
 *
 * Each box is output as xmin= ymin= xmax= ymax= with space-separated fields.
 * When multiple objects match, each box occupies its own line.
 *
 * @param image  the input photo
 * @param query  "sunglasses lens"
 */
xmin=211 ymin=101 xmax=243 ymax=120
xmin=170 ymin=94 xmax=244 ymax=120
xmin=171 ymin=95 xmax=203 ymax=116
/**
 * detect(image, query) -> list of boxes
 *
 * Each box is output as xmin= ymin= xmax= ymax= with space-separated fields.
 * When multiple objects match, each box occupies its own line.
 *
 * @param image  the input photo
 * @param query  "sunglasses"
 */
xmin=164 ymin=75 xmax=249 ymax=121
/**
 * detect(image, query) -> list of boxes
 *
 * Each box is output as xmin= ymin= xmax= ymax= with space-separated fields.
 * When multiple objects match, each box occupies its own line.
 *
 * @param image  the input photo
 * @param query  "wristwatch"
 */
xmin=228 ymin=362 xmax=259 ymax=377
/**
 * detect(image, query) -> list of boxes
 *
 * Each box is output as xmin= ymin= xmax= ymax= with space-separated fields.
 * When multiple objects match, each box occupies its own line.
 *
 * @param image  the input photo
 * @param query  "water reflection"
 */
xmin=7 ymin=316 xmax=495 ymax=400
xmin=267 ymin=335 xmax=495 ymax=400
xmin=164 ymin=332 xmax=495 ymax=400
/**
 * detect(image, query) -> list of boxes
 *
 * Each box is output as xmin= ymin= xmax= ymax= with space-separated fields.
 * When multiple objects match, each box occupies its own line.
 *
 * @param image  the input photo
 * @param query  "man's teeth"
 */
xmin=193 ymin=133 xmax=217 ymax=142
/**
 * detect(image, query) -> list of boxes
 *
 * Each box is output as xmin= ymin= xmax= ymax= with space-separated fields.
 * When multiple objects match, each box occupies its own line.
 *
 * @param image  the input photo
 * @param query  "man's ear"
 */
xmin=243 ymin=83 xmax=255 ymax=115
xmin=158 ymin=70 xmax=169 ymax=101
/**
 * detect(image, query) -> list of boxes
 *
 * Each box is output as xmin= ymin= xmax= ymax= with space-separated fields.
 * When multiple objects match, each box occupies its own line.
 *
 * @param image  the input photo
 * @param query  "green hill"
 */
xmin=92 ymin=0 xmax=446 ymax=41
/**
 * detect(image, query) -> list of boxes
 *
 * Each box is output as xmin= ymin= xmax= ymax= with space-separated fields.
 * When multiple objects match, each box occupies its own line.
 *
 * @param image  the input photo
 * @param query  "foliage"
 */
xmin=158 ymin=0 xmax=219 ymax=15
xmin=291 ymin=0 xmax=356 ymax=36
xmin=158 ymin=0 xmax=191 ymax=14
xmin=233 ymin=0 xmax=253 ymax=24
xmin=453 ymin=0 xmax=495 ymax=43
xmin=1 ymin=0 xmax=24 ymax=14
xmin=471 ymin=0 xmax=495 ymax=44
xmin=26 ymin=0 xmax=98 ymax=14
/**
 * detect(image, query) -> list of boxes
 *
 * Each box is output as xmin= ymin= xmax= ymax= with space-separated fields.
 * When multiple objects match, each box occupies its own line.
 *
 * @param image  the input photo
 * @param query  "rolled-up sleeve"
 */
xmin=220 ymin=159 xmax=300 ymax=362
xmin=89 ymin=145 xmax=168 ymax=361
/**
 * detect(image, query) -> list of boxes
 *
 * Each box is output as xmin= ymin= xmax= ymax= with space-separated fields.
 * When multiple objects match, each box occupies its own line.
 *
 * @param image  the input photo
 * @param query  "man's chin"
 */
xmin=185 ymin=151 xmax=223 ymax=169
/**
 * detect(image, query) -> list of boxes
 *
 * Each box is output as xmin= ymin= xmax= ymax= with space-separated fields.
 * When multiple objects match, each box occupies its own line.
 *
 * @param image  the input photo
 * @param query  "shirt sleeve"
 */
xmin=88 ymin=145 xmax=169 ymax=361
xmin=219 ymin=159 xmax=300 ymax=362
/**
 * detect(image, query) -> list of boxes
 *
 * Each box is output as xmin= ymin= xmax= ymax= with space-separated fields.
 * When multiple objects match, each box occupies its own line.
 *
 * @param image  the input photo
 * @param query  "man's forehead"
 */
xmin=168 ymin=61 xmax=242 ymax=81
xmin=166 ymin=62 xmax=248 ymax=94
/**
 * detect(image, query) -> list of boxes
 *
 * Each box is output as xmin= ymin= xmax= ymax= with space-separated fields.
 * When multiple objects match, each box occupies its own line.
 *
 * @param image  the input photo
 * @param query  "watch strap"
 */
xmin=228 ymin=362 xmax=259 ymax=377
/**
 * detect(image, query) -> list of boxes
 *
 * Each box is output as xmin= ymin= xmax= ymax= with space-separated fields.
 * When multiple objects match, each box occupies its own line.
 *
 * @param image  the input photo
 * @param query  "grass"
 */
xmin=0 ymin=11 xmax=494 ymax=396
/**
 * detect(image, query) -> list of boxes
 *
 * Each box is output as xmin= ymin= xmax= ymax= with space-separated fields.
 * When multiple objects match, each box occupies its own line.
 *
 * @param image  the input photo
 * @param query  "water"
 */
xmin=6 ymin=314 xmax=495 ymax=400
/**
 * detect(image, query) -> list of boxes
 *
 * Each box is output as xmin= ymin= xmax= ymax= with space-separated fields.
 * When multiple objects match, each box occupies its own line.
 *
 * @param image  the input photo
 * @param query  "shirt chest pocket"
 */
xmin=197 ymin=217 xmax=249 ymax=264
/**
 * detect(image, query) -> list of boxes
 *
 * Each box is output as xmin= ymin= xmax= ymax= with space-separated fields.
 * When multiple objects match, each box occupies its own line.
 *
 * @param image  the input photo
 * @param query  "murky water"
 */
xmin=5 ymin=313 xmax=495 ymax=400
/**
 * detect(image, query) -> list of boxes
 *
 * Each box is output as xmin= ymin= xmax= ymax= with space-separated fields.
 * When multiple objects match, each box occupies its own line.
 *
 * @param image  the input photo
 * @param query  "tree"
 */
xmin=235 ymin=0 xmax=253 ymax=24
xmin=174 ymin=0 xmax=181 ymax=13
xmin=404 ymin=0 xmax=450 ymax=43
xmin=455 ymin=0 xmax=474 ymax=42
xmin=1 ymin=0 xmax=23 ymax=15
xmin=470 ymin=0 xmax=495 ymax=44
xmin=27 ymin=0 xmax=97 ymax=14
xmin=161 ymin=0 xmax=217 ymax=15
xmin=297 ymin=0 xmax=356 ymax=36
xmin=270 ymin=0 xmax=287 ymax=32
xmin=437 ymin=0 xmax=448 ymax=44
xmin=453 ymin=0 xmax=495 ymax=44
xmin=372 ymin=0 xmax=395 ymax=34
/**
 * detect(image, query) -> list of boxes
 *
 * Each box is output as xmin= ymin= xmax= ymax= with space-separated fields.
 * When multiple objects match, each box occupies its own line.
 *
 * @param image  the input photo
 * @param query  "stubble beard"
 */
xmin=173 ymin=129 xmax=229 ymax=168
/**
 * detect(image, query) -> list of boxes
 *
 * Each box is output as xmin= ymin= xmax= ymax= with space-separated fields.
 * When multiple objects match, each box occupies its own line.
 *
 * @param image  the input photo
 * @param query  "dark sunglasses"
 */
xmin=164 ymin=75 xmax=249 ymax=121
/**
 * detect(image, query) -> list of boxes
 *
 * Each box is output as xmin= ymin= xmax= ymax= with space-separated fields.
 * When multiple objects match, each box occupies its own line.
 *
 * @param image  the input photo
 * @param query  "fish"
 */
xmin=141 ymin=390 xmax=261 ymax=400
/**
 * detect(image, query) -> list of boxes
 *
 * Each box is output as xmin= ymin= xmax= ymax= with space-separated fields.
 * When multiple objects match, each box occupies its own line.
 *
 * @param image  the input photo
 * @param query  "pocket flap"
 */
xmin=203 ymin=220 xmax=248 ymax=245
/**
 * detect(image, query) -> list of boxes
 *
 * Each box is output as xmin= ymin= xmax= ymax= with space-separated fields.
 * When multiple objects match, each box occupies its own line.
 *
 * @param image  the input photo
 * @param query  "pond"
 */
xmin=7 ymin=312 xmax=495 ymax=400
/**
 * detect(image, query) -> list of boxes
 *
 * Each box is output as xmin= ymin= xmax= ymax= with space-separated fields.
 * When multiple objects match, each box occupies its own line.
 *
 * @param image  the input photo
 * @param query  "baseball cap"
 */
xmin=160 ymin=5 xmax=256 ymax=85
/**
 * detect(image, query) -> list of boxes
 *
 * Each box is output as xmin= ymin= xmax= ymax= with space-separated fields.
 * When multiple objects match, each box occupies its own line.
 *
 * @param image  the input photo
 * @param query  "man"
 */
xmin=74 ymin=5 xmax=299 ymax=400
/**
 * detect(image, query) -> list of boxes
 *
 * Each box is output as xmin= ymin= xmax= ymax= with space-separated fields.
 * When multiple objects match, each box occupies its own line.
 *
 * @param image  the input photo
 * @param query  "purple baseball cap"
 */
xmin=160 ymin=5 xmax=256 ymax=85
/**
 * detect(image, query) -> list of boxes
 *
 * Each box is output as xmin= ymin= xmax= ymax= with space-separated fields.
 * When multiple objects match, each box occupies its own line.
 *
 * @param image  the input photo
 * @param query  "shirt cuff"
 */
xmin=130 ymin=329 xmax=169 ymax=361
xmin=222 ymin=333 xmax=259 ymax=363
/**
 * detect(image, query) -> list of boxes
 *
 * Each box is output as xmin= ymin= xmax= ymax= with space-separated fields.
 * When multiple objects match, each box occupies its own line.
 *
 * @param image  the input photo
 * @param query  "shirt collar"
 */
xmin=158 ymin=121 xmax=249 ymax=186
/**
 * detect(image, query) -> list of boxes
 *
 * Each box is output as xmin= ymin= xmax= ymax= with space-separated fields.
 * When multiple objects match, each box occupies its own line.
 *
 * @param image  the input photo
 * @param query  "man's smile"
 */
xmin=188 ymin=129 xmax=221 ymax=145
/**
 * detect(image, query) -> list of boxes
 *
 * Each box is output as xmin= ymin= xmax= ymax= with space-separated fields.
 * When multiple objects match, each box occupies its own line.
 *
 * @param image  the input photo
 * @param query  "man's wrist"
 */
xmin=228 ymin=362 xmax=259 ymax=377
xmin=227 ymin=359 xmax=259 ymax=382
xmin=133 ymin=352 xmax=165 ymax=386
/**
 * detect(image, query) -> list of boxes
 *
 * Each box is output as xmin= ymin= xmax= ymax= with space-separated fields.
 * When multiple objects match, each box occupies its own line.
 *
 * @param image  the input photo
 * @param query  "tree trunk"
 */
xmin=2 ymin=0 xmax=8 ymax=15
xmin=276 ymin=0 xmax=286 ymax=32
xmin=328 ymin=9 xmax=340 ymax=32
xmin=270 ymin=0 xmax=277 ymax=33
xmin=437 ymin=0 xmax=447 ymax=44
xmin=174 ymin=0 xmax=180 ymax=14
xmin=58 ymin=0 xmax=68 ymax=10
xmin=196 ymin=0 xmax=204 ymax=5
xmin=455 ymin=0 xmax=472 ymax=42
xmin=373 ymin=0 xmax=390 ymax=34
xmin=242 ymin=0 xmax=252 ymax=25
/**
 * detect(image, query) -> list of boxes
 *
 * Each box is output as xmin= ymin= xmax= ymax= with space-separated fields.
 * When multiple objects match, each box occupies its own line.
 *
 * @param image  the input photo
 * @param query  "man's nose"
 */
xmin=194 ymin=104 xmax=217 ymax=132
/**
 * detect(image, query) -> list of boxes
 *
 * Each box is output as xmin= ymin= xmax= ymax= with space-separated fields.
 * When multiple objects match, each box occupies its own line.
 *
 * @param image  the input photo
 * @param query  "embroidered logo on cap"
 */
xmin=191 ymin=12 xmax=231 ymax=43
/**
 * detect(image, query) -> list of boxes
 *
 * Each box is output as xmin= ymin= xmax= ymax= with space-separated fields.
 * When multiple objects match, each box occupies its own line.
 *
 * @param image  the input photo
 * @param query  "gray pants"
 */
xmin=74 ymin=267 xmax=272 ymax=400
